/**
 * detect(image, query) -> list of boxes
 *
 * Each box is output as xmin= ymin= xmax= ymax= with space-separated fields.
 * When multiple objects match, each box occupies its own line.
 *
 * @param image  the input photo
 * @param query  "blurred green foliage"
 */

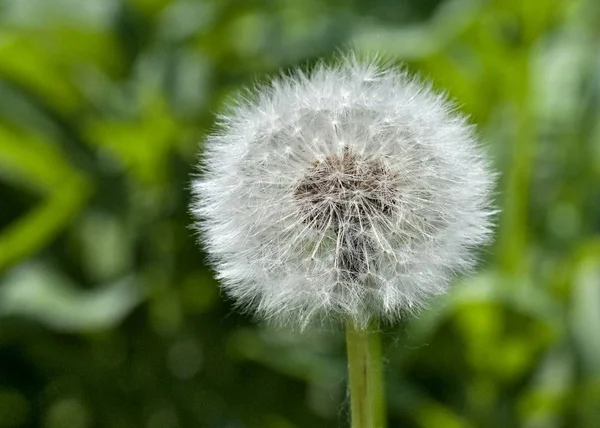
xmin=0 ymin=0 xmax=599 ymax=427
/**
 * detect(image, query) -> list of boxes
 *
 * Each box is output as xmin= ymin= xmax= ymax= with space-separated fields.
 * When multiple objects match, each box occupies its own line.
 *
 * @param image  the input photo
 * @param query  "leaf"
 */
xmin=352 ymin=0 xmax=483 ymax=60
xmin=406 ymin=270 xmax=564 ymax=344
xmin=416 ymin=400 xmax=474 ymax=428
xmin=0 ymin=178 xmax=89 ymax=272
xmin=0 ymin=34 xmax=82 ymax=113
xmin=0 ymin=128 xmax=75 ymax=191
xmin=83 ymin=97 xmax=180 ymax=184
xmin=0 ymin=129 xmax=91 ymax=272
xmin=0 ymin=262 xmax=142 ymax=332
xmin=570 ymin=252 xmax=600 ymax=375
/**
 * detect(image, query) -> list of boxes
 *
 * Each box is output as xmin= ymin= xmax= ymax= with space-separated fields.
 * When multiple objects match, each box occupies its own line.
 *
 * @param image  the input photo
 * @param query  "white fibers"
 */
xmin=191 ymin=57 xmax=496 ymax=329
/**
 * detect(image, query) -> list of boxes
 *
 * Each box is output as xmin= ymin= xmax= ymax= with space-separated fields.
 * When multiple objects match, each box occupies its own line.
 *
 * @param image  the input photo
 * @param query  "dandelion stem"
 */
xmin=346 ymin=320 xmax=386 ymax=428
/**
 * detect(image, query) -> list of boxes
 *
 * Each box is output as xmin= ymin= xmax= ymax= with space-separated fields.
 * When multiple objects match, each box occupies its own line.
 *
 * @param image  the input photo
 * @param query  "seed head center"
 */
xmin=294 ymin=148 xmax=397 ymax=231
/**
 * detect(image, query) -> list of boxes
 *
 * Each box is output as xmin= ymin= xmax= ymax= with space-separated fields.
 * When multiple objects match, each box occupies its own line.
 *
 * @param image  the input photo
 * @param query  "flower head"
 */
xmin=191 ymin=57 xmax=496 ymax=329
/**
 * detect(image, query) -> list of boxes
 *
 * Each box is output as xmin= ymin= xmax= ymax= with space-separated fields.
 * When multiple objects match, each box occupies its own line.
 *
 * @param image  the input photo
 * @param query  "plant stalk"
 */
xmin=346 ymin=320 xmax=386 ymax=428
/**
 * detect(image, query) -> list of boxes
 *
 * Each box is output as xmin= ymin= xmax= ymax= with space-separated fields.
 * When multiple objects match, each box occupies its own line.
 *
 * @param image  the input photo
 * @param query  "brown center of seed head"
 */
xmin=293 ymin=148 xmax=398 ymax=280
xmin=293 ymin=148 xmax=398 ymax=232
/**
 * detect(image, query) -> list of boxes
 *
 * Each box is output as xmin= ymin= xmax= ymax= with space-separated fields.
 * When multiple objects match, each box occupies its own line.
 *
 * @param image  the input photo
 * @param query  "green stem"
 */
xmin=346 ymin=320 xmax=387 ymax=428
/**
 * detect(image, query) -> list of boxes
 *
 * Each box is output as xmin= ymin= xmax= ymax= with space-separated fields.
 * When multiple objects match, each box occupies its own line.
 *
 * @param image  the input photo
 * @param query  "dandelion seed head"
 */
xmin=191 ymin=56 xmax=496 ymax=329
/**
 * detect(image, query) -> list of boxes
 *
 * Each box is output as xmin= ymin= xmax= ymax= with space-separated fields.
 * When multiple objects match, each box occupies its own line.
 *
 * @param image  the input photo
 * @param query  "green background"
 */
xmin=0 ymin=0 xmax=599 ymax=426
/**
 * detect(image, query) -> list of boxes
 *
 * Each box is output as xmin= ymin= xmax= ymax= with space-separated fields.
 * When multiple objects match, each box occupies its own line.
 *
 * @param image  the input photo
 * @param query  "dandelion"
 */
xmin=191 ymin=57 xmax=494 ymax=327
xmin=191 ymin=56 xmax=495 ymax=427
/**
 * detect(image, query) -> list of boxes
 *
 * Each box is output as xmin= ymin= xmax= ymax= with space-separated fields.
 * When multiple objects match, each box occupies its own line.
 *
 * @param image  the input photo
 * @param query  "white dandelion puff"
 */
xmin=191 ymin=56 xmax=496 ymax=329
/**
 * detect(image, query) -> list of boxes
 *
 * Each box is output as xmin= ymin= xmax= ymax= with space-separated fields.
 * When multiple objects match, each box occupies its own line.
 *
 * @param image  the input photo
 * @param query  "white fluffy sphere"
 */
xmin=191 ymin=57 xmax=495 ymax=329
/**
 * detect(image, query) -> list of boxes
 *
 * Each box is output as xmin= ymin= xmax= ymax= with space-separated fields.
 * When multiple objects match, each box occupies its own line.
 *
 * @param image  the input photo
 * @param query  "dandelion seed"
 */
xmin=191 ymin=56 xmax=496 ymax=329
